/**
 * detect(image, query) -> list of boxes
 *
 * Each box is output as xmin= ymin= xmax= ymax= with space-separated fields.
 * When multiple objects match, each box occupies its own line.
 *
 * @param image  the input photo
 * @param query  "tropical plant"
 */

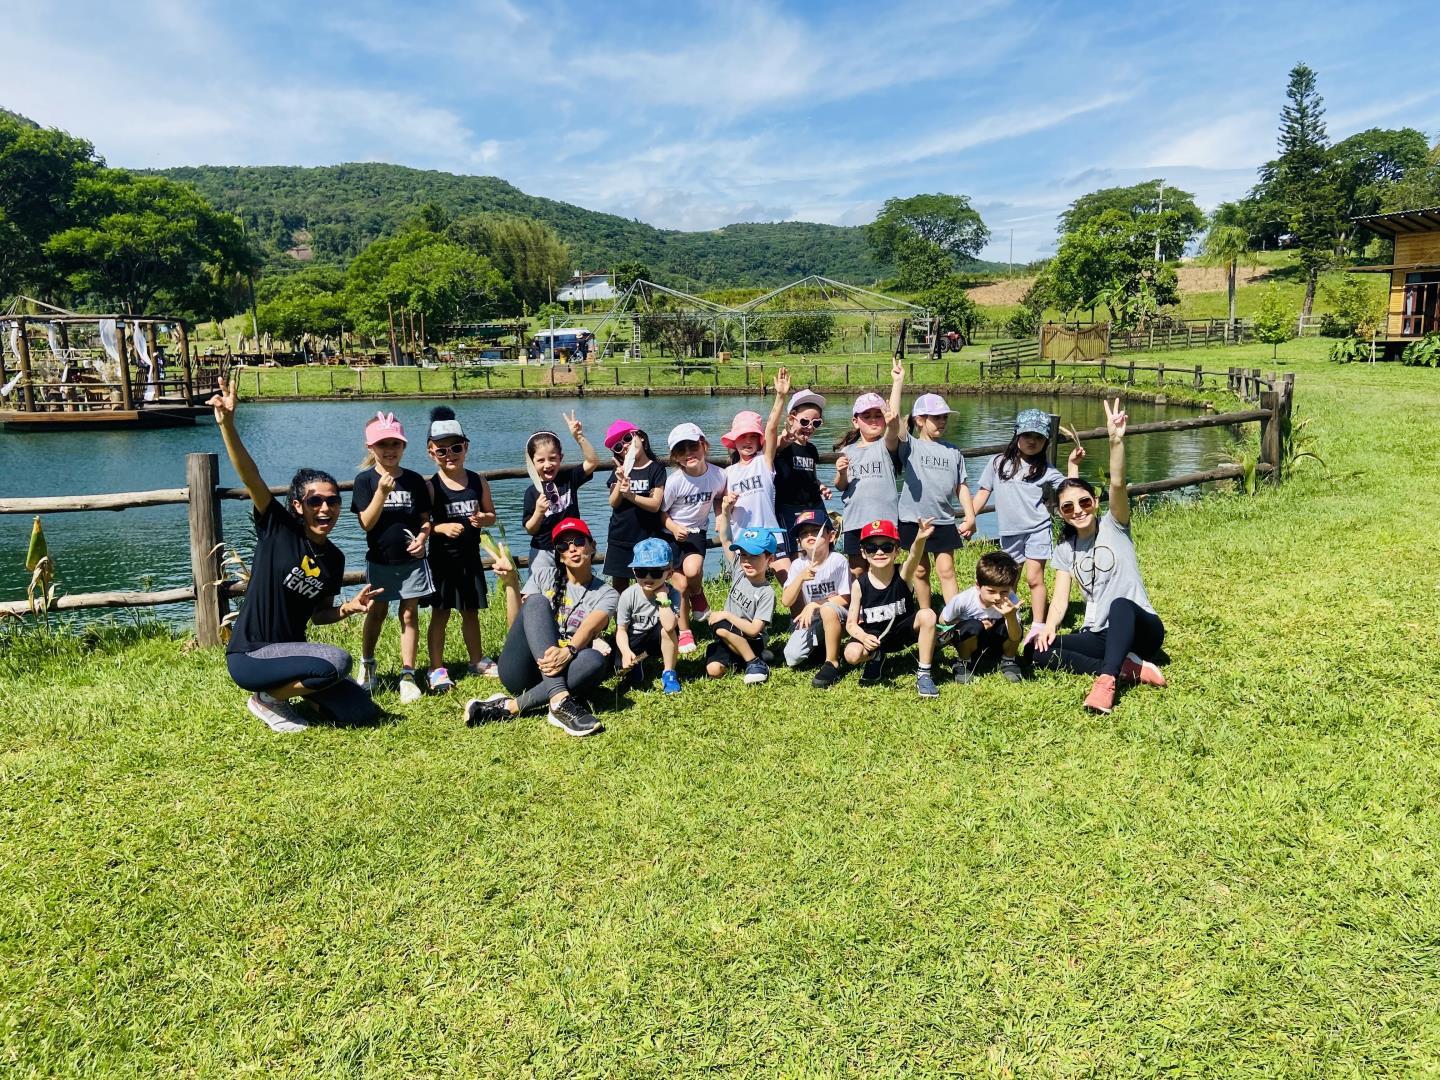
xmin=1199 ymin=223 xmax=1251 ymax=327
xmin=1327 ymin=337 xmax=1371 ymax=364
xmin=1401 ymin=333 xmax=1440 ymax=367
xmin=1253 ymin=288 xmax=1294 ymax=359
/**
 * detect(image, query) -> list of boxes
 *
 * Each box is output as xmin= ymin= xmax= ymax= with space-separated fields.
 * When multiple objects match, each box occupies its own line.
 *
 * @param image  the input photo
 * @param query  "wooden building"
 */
xmin=1349 ymin=206 xmax=1440 ymax=358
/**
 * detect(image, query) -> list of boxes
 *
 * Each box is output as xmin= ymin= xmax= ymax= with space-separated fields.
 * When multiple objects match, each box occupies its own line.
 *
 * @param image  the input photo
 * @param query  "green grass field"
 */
xmin=4 ymin=337 xmax=1438 ymax=1075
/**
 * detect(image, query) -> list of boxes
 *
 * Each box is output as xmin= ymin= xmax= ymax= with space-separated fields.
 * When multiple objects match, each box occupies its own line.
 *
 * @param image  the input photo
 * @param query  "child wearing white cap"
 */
xmin=834 ymin=358 xmax=905 ymax=569
xmin=773 ymin=370 xmax=833 ymax=559
xmin=662 ymin=422 xmax=726 ymax=654
xmin=899 ymin=393 xmax=977 ymax=609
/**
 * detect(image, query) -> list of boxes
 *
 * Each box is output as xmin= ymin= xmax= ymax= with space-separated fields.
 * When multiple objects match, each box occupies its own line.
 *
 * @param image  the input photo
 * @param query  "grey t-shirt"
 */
xmin=521 ymin=563 xmax=619 ymax=644
xmin=722 ymin=557 xmax=775 ymax=631
xmin=899 ymin=438 xmax=968 ymax=524
xmin=1052 ymin=512 xmax=1155 ymax=632
xmin=977 ymin=455 xmax=1065 ymax=535
xmin=839 ymin=438 xmax=900 ymax=532
xmin=616 ymin=582 xmax=681 ymax=634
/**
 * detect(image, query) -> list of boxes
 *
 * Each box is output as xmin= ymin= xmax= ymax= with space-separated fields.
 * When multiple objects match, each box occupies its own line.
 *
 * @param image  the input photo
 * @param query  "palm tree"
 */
xmin=1200 ymin=224 xmax=1251 ymax=333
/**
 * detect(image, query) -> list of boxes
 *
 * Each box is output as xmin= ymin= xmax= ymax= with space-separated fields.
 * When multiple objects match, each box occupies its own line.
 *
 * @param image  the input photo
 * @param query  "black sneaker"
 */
xmin=810 ymin=661 xmax=842 ymax=689
xmin=743 ymin=658 xmax=770 ymax=685
xmin=951 ymin=660 xmax=973 ymax=685
xmin=999 ymin=656 xmax=1024 ymax=683
xmin=860 ymin=656 xmax=884 ymax=685
xmin=464 ymin=693 xmax=511 ymax=727
xmin=548 ymin=695 xmax=602 ymax=737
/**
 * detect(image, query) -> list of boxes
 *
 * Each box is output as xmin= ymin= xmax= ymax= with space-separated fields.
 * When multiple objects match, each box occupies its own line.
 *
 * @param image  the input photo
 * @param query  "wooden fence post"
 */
xmin=1157 ymin=362 xmax=1166 ymax=387
xmin=1127 ymin=361 xmax=1136 ymax=386
xmin=1193 ymin=364 xmax=1202 ymax=389
xmin=1099 ymin=354 xmax=1107 ymax=382
xmin=293 ymin=368 xmax=301 ymax=395
xmin=186 ymin=452 xmax=226 ymax=647
xmin=254 ymin=368 xmax=262 ymax=398
xmin=1259 ymin=389 xmax=1281 ymax=482
xmin=1045 ymin=414 xmax=1062 ymax=467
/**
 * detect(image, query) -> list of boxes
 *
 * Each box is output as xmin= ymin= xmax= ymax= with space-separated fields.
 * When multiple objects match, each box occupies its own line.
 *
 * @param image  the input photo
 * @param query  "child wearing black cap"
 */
xmin=844 ymin=517 xmax=939 ymax=697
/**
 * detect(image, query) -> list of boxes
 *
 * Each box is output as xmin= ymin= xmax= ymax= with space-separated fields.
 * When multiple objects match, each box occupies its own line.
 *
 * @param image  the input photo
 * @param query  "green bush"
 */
xmin=1401 ymin=333 xmax=1440 ymax=367
xmin=1328 ymin=337 xmax=1371 ymax=364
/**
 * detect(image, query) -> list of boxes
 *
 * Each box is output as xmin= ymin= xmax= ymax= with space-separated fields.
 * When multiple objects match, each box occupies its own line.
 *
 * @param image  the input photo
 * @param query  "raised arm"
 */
xmin=765 ymin=367 xmax=790 ymax=466
xmin=900 ymin=518 xmax=932 ymax=584
xmin=207 ymin=379 xmax=271 ymax=515
xmin=1104 ymin=398 xmax=1130 ymax=526
xmin=565 ymin=410 xmax=600 ymax=476
xmin=885 ymin=358 xmax=904 ymax=452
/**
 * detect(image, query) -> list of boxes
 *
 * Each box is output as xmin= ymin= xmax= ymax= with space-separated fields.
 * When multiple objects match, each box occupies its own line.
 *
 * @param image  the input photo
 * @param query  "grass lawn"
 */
xmin=3 ymin=339 xmax=1439 ymax=1074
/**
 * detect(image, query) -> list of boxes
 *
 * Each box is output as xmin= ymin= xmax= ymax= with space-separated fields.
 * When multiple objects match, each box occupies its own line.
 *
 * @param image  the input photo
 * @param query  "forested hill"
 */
xmin=152 ymin=163 xmax=885 ymax=289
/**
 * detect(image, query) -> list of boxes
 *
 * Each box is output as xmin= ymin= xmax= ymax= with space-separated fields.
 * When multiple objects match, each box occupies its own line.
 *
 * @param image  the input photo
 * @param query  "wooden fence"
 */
xmin=0 ymin=377 xmax=1295 ymax=640
xmin=980 ymin=355 xmax=1281 ymax=402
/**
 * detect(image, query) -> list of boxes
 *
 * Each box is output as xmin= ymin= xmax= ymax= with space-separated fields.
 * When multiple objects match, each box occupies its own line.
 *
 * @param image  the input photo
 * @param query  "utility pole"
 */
xmin=1009 ymin=228 xmax=1014 ymax=277
xmin=1154 ymin=179 xmax=1165 ymax=263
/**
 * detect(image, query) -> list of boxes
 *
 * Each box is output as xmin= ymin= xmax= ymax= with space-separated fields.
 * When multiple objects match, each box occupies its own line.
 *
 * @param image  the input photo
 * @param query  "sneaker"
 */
xmin=916 ymin=671 xmax=939 ymax=698
xmin=468 ymin=657 xmax=500 ymax=678
xmin=677 ymin=629 xmax=697 ymax=655
xmin=1083 ymin=674 xmax=1117 ymax=714
xmin=428 ymin=667 xmax=455 ymax=694
xmin=951 ymin=660 xmax=973 ymax=685
xmin=661 ymin=669 xmax=682 ymax=694
xmin=398 ymin=674 xmax=423 ymax=704
xmin=248 ymin=692 xmax=309 ymax=734
xmin=356 ymin=659 xmax=377 ymax=693
xmin=743 ymin=658 xmax=770 ymax=685
xmin=547 ymin=695 xmax=602 ymax=737
xmin=860 ymin=656 xmax=884 ymax=685
xmin=688 ymin=590 xmax=710 ymax=616
xmin=999 ymin=656 xmax=1024 ymax=683
xmin=464 ymin=693 xmax=511 ymax=727
xmin=1119 ymin=652 xmax=1167 ymax=687
xmin=810 ymin=661 xmax=842 ymax=689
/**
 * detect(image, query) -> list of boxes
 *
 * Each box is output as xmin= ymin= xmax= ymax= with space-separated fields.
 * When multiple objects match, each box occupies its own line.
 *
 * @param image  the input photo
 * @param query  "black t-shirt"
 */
xmin=350 ymin=467 xmax=433 ymax=565
xmin=606 ymin=459 xmax=667 ymax=548
xmin=775 ymin=442 xmax=823 ymax=508
xmin=429 ymin=469 xmax=489 ymax=567
xmin=227 ymin=500 xmax=344 ymax=655
xmin=523 ymin=463 xmax=593 ymax=550
xmin=856 ymin=569 xmax=912 ymax=635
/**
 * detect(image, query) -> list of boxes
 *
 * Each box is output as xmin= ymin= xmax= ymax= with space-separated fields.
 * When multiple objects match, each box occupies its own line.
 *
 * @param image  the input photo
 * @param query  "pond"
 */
xmin=0 ymin=392 xmax=1233 ymax=626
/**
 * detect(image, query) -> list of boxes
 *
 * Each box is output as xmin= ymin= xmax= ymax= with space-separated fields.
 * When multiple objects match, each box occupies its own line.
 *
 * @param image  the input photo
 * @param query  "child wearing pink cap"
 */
xmin=834 ymin=358 xmax=905 ymax=569
xmin=603 ymin=419 xmax=667 ymax=590
xmin=351 ymin=411 xmax=434 ymax=704
xmin=721 ymin=373 xmax=791 ymax=578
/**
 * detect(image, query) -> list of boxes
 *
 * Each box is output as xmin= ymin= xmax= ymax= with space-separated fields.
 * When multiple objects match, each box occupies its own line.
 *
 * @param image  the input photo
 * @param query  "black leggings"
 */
xmin=499 ymin=593 xmax=610 ymax=714
xmin=951 ymin=617 xmax=1011 ymax=673
xmin=1025 ymin=599 xmax=1165 ymax=679
xmin=226 ymin=642 xmax=378 ymax=725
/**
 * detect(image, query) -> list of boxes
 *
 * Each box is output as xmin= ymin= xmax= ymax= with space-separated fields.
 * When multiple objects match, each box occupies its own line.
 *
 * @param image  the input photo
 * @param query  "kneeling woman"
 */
xmin=211 ymin=380 xmax=381 ymax=732
xmin=465 ymin=517 xmax=618 ymax=737
xmin=1027 ymin=399 xmax=1167 ymax=714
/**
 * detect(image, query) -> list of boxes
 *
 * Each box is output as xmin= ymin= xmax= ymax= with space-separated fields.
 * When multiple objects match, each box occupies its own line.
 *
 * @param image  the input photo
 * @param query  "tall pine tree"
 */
xmin=1275 ymin=63 xmax=1340 ymax=321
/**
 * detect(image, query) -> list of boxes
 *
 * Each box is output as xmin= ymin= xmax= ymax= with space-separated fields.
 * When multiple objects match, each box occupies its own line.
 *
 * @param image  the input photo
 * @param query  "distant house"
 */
xmin=1349 ymin=207 xmax=1440 ymax=358
xmin=556 ymin=271 xmax=617 ymax=302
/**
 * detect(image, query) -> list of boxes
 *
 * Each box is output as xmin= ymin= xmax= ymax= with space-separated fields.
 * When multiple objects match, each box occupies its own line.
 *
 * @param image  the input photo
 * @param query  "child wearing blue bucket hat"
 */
xmin=614 ymin=536 xmax=683 ymax=694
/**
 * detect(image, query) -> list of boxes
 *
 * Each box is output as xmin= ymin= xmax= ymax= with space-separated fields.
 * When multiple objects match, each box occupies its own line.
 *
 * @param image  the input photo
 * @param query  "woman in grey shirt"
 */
xmin=1027 ymin=399 xmax=1167 ymax=714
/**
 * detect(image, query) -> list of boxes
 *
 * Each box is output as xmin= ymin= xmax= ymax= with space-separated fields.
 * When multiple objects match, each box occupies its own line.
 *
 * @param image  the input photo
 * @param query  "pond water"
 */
xmin=0 ymin=393 xmax=1231 ymax=625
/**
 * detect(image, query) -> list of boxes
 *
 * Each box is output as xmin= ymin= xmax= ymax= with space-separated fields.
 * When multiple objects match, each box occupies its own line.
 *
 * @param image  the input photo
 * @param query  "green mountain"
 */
xmin=153 ymin=163 xmax=891 ymax=290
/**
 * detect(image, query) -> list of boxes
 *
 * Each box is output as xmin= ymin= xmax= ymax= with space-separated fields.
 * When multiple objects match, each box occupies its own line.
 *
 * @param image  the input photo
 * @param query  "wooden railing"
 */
xmin=980 ymin=356 xmax=1280 ymax=402
xmin=0 ymin=379 xmax=1295 ymax=639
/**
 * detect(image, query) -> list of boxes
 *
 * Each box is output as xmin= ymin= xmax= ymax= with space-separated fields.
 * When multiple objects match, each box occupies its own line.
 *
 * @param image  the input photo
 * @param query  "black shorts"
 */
xmin=841 ymin=528 xmax=863 ymax=556
xmin=670 ymin=532 xmax=708 ymax=565
xmin=705 ymin=632 xmax=764 ymax=671
xmin=861 ymin=609 xmax=926 ymax=654
xmin=602 ymin=539 xmax=637 ymax=580
xmin=899 ymin=520 xmax=963 ymax=554
xmin=425 ymin=555 xmax=489 ymax=611
xmin=617 ymin=624 xmax=663 ymax=666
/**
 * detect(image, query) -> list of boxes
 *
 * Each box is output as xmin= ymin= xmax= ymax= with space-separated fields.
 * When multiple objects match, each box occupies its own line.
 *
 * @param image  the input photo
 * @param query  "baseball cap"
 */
xmin=603 ymin=419 xmax=638 ymax=451
xmin=628 ymin=537 xmax=673 ymax=569
xmin=427 ymin=406 xmax=465 ymax=441
xmin=911 ymin=393 xmax=951 ymax=417
xmin=729 ymin=528 xmax=777 ymax=556
xmin=721 ymin=410 xmax=765 ymax=449
xmin=858 ymin=519 xmax=899 ymax=542
xmin=852 ymin=392 xmax=885 ymax=416
xmin=787 ymin=389 xmax=826 ymax=413
xmin=788 ymin=509 xmax=832 ymax=537
xmin=549 ymin=516 xmax=592 ymax=543
xmin=364 ymin=411 xmax=407 ymax=446
xmin=668 ymin=422 xmax=705 ymax=450
xmin=1015 ymin=408 xmax=1052 ymax=437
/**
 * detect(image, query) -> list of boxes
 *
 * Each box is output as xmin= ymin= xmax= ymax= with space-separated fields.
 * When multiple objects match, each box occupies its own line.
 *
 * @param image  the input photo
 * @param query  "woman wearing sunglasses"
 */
xmin=209 ymin=379 xmax=381 ymax=733
xmin=1028 ymin=399 xmax=1167 ymax=714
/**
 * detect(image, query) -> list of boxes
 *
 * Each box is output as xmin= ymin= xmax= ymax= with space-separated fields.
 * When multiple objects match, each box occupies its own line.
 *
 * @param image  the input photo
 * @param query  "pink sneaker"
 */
xmin=677 ymin=629 xmax=697 ymax=654
xmin=1119 ymin=652 xmax=1167 ymax=687
xmin=688 ymin=590 xmax=710 ymax=616
xmin=1083 ymin=674 xmax=1116 ymax=714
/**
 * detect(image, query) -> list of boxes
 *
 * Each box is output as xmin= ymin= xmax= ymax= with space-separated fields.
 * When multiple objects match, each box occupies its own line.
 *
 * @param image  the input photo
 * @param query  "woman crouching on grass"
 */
xmin=210 ymin=379 xmax=381 ymax=733
xmin=1026 ymin=399 xmax=1167 ymax=714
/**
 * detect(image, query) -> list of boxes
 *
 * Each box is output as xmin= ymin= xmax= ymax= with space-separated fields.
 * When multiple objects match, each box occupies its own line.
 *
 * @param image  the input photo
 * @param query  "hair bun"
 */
xmin=429 ymin=405 xmax=456 ymax=422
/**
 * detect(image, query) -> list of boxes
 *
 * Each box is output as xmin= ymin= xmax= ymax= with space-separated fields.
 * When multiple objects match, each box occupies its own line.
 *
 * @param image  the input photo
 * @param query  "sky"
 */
xmin=3 ymin=0 xmax=1435 ymax=263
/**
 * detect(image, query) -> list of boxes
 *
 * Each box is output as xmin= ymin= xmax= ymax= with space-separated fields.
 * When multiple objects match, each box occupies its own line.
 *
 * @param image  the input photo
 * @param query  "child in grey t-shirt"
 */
xmin=614 ymin=537 xmax=683 ymax=695
xmin=706 ymin=498 xmax=778 ymax=684
xmin=836 ymin=359 xmax=905 ymax=564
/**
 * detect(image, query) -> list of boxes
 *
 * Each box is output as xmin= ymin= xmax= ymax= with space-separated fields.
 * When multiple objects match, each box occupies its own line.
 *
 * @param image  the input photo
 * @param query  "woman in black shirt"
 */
xmin=212 ymin=380 xmax=380 ymax=733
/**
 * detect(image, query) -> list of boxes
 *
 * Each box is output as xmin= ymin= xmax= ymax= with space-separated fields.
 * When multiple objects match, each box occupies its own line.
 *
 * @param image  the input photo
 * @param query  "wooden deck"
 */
xmin=0 ymin=404 xmax=209 ymax=431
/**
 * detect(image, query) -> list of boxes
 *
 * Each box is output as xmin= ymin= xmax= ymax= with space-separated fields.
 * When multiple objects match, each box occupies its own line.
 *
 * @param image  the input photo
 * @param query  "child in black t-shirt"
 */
xmin=602 ymin=419 xmax=667 ymax=590
xmin=522 ymin=409 xmax=599 ymax=580
xmin=352 ymin=411 xmax=433 ymax=703
xmin=843 ymin=517 xmax=939 ymax=698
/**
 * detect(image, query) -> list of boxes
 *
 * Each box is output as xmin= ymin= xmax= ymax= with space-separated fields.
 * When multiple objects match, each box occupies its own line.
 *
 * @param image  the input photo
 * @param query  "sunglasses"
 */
xmin=633 ymin=567 xmax=668 ymax=580
xmin=554 ymin=535 xmax=589 ymax=552
xmin=431 ymin=442 xmax=468 ymax=457
xmin=861 ymin=540 xmax=897 ymax=555
xmin=1059 ymin=496 xmax=1096 ymax=516
xmin=613 ymin=433 xmax=634 ymax=449
xmin=302 ymin=495 xmax=341 ymax=509
xmin=795 ymin=418 xmax=822 ymax=430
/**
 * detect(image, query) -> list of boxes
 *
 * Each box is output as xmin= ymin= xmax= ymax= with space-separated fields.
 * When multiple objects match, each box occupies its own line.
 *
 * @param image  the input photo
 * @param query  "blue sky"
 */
xmin=3 ymin=0 xmax=1435 ymax=262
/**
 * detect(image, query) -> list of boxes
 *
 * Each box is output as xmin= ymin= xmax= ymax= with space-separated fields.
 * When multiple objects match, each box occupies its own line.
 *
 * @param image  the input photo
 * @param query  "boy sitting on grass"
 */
xmin=939 ymin=550 xmax=1024 ymax=684
xmin=706 ymin=495 xmax=777 ymax=685
xmin=844 ymin=517 xmax=939 ymax=697
xmin=780 ymin=509 xmax=851 ymax=688
xmin=614 ymin=537 xmax=683 ymax=695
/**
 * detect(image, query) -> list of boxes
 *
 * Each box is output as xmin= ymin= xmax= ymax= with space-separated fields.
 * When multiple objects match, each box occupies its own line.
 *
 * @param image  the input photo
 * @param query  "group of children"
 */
xmin=342 ymin=360 xmax=1129 ymax=711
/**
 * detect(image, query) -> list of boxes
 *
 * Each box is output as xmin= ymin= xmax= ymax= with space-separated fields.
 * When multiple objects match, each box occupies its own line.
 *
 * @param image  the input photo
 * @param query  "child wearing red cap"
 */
xmin=603 ymin=419 xmax=666 ymax=591
xmin=835 ymin=359 xmax=905 ymax=569
xmin=844 ymin=517 xmax=939 ymax=697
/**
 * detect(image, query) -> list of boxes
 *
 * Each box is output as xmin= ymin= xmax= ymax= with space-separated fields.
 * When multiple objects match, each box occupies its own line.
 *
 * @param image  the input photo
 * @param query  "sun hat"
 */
xmin=729 ymin=527 xmax=777 ymax=556
xmin=788 ymin=509 xmax=833 ymax=538
xmin=911 ymin=393 xmax=952 ymax=417
xmin=720 ymin=410 xmax=765 ymax=449
xmin=364 ymin=411 xmax=407 ymax=446
xmin=852 ymin=392 xmax=886 ymax=416
xmin=858 ymin=519 xmax=899 ymax=542
xmin=787 ymin=389 xmax=826 ymax=413
xmin=603 ymin=419 xmax=638 ymax=451
xmin=668 ymin=422 xmax=705 ymax=451
xmin=1015 ymin=408 xmax=1052 ymax=437
xmin=628 ymin=537 xmax=674 ymax=569
xmin=550 ymin=516 xmax=592 ymax=543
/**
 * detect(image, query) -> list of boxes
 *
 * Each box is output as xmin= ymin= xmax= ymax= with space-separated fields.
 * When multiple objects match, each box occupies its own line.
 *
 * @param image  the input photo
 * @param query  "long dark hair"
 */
xmin=1056 ymin=477 xmax=1098 ymax=544
xmin=629 ymin=428 xmax=656 ymax=465
xmin=835 ymin=428 xmax=862 ymax=450
xmin=996 ymin=434 xmax=1048 ymax=482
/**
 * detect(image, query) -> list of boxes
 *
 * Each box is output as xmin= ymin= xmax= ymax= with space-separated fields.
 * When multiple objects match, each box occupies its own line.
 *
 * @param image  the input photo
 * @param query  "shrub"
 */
xmin=1328 ymin=337 xmax=1370 ymax=364
xmin=1401 ymin=333 xmax=1440 ymax=367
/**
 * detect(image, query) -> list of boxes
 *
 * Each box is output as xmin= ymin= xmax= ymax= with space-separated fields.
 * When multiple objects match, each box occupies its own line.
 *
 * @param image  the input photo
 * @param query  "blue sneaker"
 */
xmin=916 ymin=671 xmax=939 ymax=698
xmin=743 ymin=658 xmax=770 ymax=685
xmin=661 ymin=669 xmax=682 ymax=695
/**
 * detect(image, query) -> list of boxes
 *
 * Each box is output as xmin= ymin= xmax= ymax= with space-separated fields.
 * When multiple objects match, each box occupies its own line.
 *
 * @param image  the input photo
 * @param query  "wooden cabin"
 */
xmin=1349 ymin=206 xmax=1440 ymax=358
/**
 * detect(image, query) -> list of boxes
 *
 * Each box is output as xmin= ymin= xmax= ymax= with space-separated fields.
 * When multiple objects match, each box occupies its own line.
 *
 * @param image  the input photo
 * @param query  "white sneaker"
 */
xmin=356 ymin=659 xmax=377 ymax=692
xmin=469 ymin=657 xmax=500 ymax=677
xmin=398 ymin=675 xmax=423 ymax=704
xmin=248 ymin=692 xmax=309 ymax=733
